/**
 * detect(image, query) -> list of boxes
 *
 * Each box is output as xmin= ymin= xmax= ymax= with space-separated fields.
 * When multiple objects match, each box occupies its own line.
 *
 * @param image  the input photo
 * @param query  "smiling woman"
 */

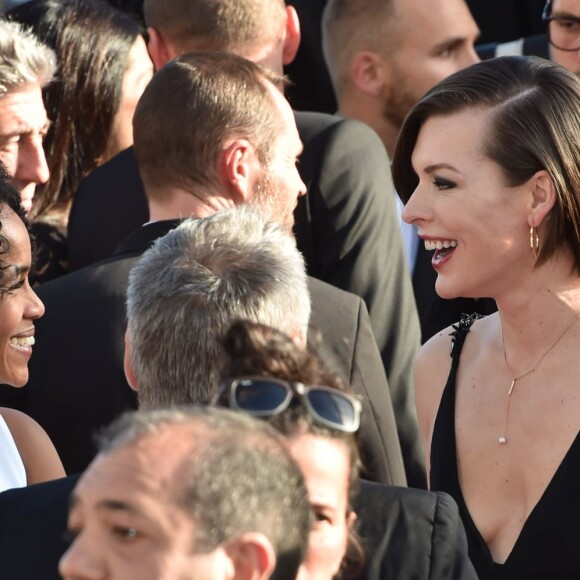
xmin=392 ymin=56 xmax=580 ymax=579
xmin=0 ymin=167 xmax=64 ymax=491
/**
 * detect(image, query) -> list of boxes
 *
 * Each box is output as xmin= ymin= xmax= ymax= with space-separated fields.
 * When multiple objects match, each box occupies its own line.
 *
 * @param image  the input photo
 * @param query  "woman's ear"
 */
xmin=528 ymin=169 xmax=557 ymax=228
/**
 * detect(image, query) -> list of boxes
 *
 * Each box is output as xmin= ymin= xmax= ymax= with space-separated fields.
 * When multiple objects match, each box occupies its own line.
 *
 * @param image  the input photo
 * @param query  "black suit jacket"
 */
xmin=354 ymin=480 xmax=478 ymax=580
xmin=0 ymin=475 xmax=80 ymax=580
xmin=0 ymin=476 xmax=476 ymax=580
xmin=68 ymin=111 xmax=424 ymax=488
xmin=2 ymin=220 xmax=406 ymax=485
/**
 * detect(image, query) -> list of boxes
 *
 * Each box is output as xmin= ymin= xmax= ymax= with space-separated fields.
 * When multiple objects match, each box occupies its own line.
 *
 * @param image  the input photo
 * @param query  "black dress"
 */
xmin=430 ymin=314 xmax=580 ymax=580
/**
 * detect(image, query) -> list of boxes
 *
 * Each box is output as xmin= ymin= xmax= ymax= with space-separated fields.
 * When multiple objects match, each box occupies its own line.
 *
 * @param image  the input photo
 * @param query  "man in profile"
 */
xmin=59 ymin=406 xmax=311 ymax=580
xmin=0 ymin=20 xmax=53 ymax=212
xmin=68 ymin=0 xmax=423 ymax=487
xmin=25 ymin=51 xmax=405 ymax=485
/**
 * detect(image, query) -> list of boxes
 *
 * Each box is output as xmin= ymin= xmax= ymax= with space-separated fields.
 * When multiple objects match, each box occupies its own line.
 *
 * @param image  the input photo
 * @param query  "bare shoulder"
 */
xmin=414 ymin=316 xmax=490 ymax=456
xmin=0 ymin=407 xmax=65 ymax=484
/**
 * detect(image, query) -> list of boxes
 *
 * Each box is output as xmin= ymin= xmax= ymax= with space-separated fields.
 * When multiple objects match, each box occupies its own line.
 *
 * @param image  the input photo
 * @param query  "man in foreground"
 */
xmin=59 ymin=406 xmax=311 ymax=580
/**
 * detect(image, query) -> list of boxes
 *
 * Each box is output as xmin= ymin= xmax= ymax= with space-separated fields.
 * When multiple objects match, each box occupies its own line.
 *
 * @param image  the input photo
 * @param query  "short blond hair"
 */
xmin=0 ymin=20 xmax=55 ymax=97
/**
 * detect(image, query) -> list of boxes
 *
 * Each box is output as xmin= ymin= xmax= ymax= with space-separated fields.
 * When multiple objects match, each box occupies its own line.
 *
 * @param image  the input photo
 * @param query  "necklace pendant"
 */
xmin=498 ymin=436 xmax=507 ymax=445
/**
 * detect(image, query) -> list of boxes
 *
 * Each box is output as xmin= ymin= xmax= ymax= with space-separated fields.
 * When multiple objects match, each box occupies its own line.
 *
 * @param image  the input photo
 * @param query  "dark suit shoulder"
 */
xmin=0 ymin=475 xmax=80 ymax=580
xmin=68 ymin=146 xmax=148 ymax=270
xmin=354 ymin=481 xmax=477 ymax=580
xmin=307 ymin=278 xmax=406 ymax=486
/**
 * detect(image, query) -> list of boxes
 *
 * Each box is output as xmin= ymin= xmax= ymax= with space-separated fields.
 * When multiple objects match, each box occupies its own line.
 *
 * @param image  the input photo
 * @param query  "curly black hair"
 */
xmin=0 ymin=163 xmax=30 ymax=296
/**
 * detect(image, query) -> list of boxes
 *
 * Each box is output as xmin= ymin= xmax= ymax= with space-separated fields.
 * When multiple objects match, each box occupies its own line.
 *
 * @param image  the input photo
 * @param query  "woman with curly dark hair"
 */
xmin=0 ymin=165 xmax=63 ymax=491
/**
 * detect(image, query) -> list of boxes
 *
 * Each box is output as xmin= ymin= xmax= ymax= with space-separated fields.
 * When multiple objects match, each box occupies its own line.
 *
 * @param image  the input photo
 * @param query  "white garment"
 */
xmin=0 ymin=413 xmax=26 ymax=492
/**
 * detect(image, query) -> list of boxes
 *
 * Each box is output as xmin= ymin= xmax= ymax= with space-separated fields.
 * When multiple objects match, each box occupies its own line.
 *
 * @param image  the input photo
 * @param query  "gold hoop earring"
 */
xmin=530 ymin=226 xmax=539 ymax=259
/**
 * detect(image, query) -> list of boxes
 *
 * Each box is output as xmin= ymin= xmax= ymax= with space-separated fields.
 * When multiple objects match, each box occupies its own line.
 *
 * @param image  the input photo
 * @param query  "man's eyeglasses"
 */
xmin=213 ymin=376 xmax=362 ymax=433
xmin=542 ymin=0 xmax=580 ymax=52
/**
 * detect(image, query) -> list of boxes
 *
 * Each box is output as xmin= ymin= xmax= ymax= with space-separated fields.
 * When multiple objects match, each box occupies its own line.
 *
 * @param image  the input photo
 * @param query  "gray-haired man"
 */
xmin=0 ymin=20 xmax=54 ymax=212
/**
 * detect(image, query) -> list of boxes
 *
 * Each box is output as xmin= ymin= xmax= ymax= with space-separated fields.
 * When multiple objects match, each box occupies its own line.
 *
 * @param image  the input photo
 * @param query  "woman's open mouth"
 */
xmin=424 ymin=239 xmax=458 ymax=268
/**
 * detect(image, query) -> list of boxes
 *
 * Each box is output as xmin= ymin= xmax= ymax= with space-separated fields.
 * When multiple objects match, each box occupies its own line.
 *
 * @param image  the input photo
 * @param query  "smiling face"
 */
xmin=0 ymin=85 xmax=50 ymax=213
xmin=0 ymin=205 xmax=44 ymax=386
xmin=402 ymin=108 xmax=535 ymax=301
xmin=379 ymin=0 xmax=480 ymax=128
xmin=59 ymin=431 xmax=226 ymax=580
xmin=285 ymin=433 xmax=353 ymax=580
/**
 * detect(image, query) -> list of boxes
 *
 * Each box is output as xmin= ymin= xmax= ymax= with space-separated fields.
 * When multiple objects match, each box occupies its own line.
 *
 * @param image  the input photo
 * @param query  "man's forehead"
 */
xmin=553 ymin=0 xmax=580 ymax=14
xmin=78 ymin=434 xmax=198 ymax=499
xmin=392 ymin=0 xmax=477 ymax=40
xmin=0 ymin=85 xmax=48 ymax=132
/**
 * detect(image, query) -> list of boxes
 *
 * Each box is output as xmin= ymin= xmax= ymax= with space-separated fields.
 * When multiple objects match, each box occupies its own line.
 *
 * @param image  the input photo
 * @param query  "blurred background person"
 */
xmin=322 ymin=0 xmax=498 ymax=346
xmin=478 ymin=0 xmax=579 ymax=79
xmin=8 ymin=0 xmax=153 ymax=283
xmin=393 ymin=56 xmax=580 ymax=579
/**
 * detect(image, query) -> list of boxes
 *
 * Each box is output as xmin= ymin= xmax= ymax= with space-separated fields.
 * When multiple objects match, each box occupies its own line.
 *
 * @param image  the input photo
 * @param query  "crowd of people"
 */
xmin=0 ymin=0 xmax=578 ymax=578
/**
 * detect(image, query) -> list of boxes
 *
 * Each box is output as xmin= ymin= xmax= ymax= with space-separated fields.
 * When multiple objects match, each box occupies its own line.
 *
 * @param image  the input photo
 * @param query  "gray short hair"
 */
xmin=0 ymin=20 xmax=55 ymax=96
xmin=126 ymin=205 xmax=311 ymax=409
xmin=98 ymin=406 xmax=311 ymax=580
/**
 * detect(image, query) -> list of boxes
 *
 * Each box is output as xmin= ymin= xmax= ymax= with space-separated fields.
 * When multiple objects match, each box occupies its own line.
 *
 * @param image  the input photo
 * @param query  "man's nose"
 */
xmin=16 ymin=140 xmax=50 ymax=187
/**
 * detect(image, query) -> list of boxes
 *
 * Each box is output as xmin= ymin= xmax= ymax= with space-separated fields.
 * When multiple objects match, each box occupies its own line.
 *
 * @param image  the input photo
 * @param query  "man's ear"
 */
xmin=147 ymin=27 xmax=174 ymax=70
xmin=123 ymin=329 xmax=138 ymax=392
xmin=219 ymin=140 xmax=262 ymax=204
xmin=527 ymin=169 xmax=557 ymax=228
xmin=223 ymin=533 xmax=276 ymax=580
xmin=351 ymin=51 xmax=387 ymax=97
xmin=282 ymin=5 xmax=301 ymax=66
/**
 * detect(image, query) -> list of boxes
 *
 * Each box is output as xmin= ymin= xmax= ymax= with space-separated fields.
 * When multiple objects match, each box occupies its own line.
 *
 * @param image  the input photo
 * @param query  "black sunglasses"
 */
xmin=213 ymin=376 xmax=362 ymax=433
xmin=542 ymin=0 xmax=580 ymax=52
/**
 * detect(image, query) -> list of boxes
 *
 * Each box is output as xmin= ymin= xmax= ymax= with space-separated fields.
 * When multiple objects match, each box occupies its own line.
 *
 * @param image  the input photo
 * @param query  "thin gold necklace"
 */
xmin=499 ymin=313 xmax=580 ymax=445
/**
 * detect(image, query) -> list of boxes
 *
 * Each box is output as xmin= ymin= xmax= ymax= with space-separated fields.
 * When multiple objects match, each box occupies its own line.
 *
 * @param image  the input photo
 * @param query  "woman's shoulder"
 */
xmin=418 ymin=313 xmax=492 ymax=366
xmin=414 ymin=315 xmax=494 ymax=450
xmin=0 ymin=407 xmax=65 ymax=485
